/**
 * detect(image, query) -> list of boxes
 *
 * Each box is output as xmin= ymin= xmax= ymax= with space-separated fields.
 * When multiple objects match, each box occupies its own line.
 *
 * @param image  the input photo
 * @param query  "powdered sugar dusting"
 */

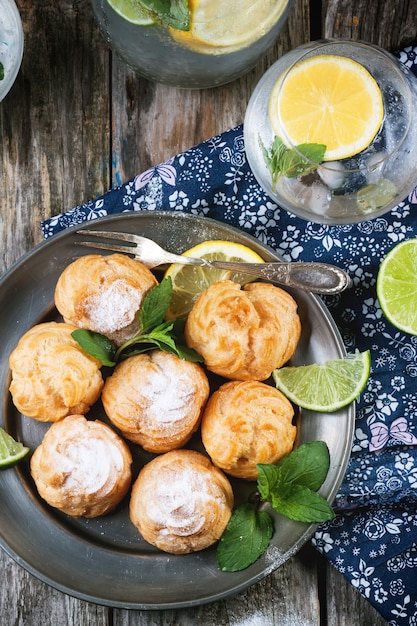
xmin=143 ymin=368 xmax=194 ymax=425
xmin=62 ymin=438 xmax=123 ymax=494
xmin=149 ymin=466 xmax=214 ymax=536
xmin=84 ymin=279 xmax=142 ymax=335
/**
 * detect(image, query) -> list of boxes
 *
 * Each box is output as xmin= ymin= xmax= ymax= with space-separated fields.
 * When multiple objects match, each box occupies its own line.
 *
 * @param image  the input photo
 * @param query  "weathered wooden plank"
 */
xmin=0 ymin=550 xmax=110 ymax=625
xmin=0 ymin=0 xmax=110 ymax=269
xmin=112 ymin=546 xmax=320 ymax=626
xmin=322 ymin=0 xmax=417 ymax=50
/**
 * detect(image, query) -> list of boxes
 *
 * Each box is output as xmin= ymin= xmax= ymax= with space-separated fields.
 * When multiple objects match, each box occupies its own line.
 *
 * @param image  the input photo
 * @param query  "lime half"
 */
xmin=0 ymin=428 xmax=30 ymax=470
xmin=377 ymin=238 xmax=417 ymax=335
xmin=107 ymin=0 xmax=156 ymax=25
xmin=272 ymin=351 xmax=371 ymax=412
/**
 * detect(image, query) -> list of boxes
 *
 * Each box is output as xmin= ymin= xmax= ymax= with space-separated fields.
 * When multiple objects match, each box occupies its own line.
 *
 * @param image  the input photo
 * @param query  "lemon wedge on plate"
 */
xmin=268 ymin=55 xmax=384 ymax=161
xmin=164 ymin=239 xmax=264 ymax=319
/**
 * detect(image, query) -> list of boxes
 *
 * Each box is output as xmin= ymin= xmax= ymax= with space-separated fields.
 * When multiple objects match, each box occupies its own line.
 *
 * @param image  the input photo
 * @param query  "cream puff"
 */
xmin=101 ymin=350 xmax=210 ymax=453
xmin=185 ymin=280 xmax=301 ymax=380
xmin=201 ymin=380 xmax=296 ymax=480
xmin=54 ymin=253 xmax=158 ymax=346
xmin=30 ymin=414 xmax=132 ymax=517
xmin=9 ymin=321 xmax=103 ymax=422
xmin=129 ymin=449 xmax=234 ymax=554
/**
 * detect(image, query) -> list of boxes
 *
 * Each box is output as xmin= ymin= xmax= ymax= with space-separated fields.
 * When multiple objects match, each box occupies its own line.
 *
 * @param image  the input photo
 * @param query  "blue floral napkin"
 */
xmin=42 ymin=46 xmax=417 ymax=625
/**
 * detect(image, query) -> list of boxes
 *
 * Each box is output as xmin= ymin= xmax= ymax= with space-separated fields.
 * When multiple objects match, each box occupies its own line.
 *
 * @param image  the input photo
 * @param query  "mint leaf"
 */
xmin=257 ymin=463 xmax=283 ymax=501
xmin=260 ymin=136 xmax=287 ymax=186
xmin=260 ymin=135 xmax=326 ymax=187
xmin=0 ymin=62 xmax=4 ymax=81
xmin=270 ymin=484 xmax=335 ymax=523
xmin=140 ymin=0 xmax=189 ymax=30
xmin=281 ymin=143 xmax=326 ymax=178
xmin=275 ymin=440 xmax=330 ymax=491
xmin=115 ymin=317 xmax=204 ymax=363
xmin=140 ymin=278 xmax=173 ymax=332
xmin=71 ymin=329 xmax=116 ymax=367
xmin=216 ymin=503 xmax=273 ymax=572
xmin=257 ymin=442 xmax=334 ymax=524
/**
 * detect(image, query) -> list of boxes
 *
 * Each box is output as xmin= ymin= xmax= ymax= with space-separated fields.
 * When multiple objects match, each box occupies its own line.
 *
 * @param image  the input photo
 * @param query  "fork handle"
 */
xmin=195 ymin=258 xmax=351 ymax=295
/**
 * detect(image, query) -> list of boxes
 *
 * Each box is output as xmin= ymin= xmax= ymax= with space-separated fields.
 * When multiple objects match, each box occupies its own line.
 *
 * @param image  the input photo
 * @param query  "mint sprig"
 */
xmin=217 ymin=441 xmax=335 ymax=572
xmin=0 ymin=62 xmax=4 ymax=81
xmin=260 ymin=136 xmax=326 ymax=187
xmin=139 ymin=0 xmax=189 ymax=30
xmin=71 ymin=277 xmax=203 ymax=365
xmin=216 ymin=504 xmax=273 ymax=573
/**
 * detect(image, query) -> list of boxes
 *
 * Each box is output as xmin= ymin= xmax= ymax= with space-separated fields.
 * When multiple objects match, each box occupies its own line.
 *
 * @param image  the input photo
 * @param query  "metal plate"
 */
xmin=0 ymin=211 xmax=354 ymax=609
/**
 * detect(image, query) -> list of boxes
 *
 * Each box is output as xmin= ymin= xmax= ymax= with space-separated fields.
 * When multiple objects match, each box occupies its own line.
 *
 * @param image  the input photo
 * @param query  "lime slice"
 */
xmin=377 ymin=238 xmax=417 ymax=335
xmin=0 ymin=428 xmax=29 ymax=469
xmin=272 ymin=351 xmax=371 ymax=412
xmin=164 ymin=239 xmax=265 ymax=320
xmin=106 ymin=0 xmax=156 ymax=25
xmin=357 ymin=178 xmax=397 ymax=212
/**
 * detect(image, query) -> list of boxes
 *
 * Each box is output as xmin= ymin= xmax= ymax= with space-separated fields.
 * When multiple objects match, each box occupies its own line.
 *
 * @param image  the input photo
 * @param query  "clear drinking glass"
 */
xmin=244 ymin=40 xmax=417 ymax=225
xmin=90 ymin=0 xmax=293 ymax=89
xmin=0 ymin=0 xmax=24 ymax=102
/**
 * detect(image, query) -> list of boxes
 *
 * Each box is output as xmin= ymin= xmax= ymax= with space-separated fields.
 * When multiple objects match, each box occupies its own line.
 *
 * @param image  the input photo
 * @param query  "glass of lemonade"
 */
xmin=90 ymin=0 xmax=293 ymax=88
xmin=0 ymin=0 xmax=24 ymax=102
xmin=244 ymin=39 xmax=417 ymax=224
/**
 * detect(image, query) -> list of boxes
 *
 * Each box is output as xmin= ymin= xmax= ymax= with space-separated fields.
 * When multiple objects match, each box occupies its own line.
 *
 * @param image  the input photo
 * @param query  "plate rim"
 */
xmin=0 ymin=211 xmax=354 ymax=609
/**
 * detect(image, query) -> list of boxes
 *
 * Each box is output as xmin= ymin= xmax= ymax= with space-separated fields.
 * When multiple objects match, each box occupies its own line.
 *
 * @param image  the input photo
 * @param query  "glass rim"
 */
xmin=274 ymin=39 xmax=413 ymax=171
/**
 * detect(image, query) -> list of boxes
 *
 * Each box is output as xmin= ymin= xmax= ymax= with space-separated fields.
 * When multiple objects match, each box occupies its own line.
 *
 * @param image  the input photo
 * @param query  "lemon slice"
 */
xmin=0 ymin=428 xmax=29 ymax=470
xmin=269 ymin=55 xmax=384 ymax=161
xmin=106 ymin=0 xmax=156 ymax=25
xmin=164 ymin=239 xmax=265 ymax=319
xmin=272 ymin=351 xmax=371 ymax=412
xmin=170 ymin=0 xmax=287 ymax=55
xmin=377 ymin=239 xmax=417 ymax=335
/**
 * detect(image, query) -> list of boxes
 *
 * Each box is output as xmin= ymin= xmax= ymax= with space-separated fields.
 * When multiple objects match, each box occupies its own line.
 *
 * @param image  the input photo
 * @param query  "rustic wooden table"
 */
xmin=1 ymin=0 xmax=417 ymax=624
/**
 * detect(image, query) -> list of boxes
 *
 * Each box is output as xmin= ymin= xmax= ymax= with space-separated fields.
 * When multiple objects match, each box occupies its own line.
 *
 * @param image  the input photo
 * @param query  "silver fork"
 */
xmin=76 ymin=229 xmax=352 ymax=295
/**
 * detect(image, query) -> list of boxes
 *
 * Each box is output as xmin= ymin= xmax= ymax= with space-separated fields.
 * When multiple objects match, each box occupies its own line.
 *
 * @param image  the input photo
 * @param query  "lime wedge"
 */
xmin=377 ymin=238 xmax=417 ymax=335
xmin=0 ymin=428 xmax=30 ymax=469
xmin=106 ymin=0 xmax=156 ymax=25
xmin=272 ymin=351 xmax=371 ymax=412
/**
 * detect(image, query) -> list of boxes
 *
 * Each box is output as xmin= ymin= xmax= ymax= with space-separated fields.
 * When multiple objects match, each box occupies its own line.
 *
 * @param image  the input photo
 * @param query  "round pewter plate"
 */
xmin=0 ymin=212 xmax=354 ymax=609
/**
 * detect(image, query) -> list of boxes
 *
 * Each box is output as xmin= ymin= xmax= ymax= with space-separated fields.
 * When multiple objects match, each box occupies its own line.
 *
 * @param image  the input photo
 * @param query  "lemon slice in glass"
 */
xmin=377 ymin=238 xmax=417 ymax=335
xmin=164 ymin=239 xmax=265 ymax=319
xmin=0 ymin=428 xmax=29 ymax=470
xmin=268 ymin=55 xmax=384 ymax=161
xmin=106 ymin=0 xmax=156 ymax=25
xmin=170 ymin=0 xmax=287 ymax=55
xmin=272 ymin=351 xmax=371 ymax=412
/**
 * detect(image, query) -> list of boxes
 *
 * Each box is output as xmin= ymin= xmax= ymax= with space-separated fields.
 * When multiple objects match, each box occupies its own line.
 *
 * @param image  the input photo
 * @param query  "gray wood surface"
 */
xmin=2 ymin=0 xmax=416 ymax=623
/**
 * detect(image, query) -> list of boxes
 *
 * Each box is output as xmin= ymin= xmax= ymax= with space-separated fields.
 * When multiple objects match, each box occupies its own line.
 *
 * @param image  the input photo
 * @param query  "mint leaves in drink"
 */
xmin=72 ymin=277 xmax=203 ymax=365
xmin=217 ymin=441 xmax=334 ymax=572
xmin=139 ymin=0 xmax=189 ymax=30
xmin=260 ymin=136 xmax=326 ymax=187
xmin=0 ymin=62 xmax=4 ymax=81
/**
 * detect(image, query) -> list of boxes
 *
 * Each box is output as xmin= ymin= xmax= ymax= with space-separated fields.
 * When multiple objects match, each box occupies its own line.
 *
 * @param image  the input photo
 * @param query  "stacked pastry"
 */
xmin=8 ymin=252 xmax=301 ymax=555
